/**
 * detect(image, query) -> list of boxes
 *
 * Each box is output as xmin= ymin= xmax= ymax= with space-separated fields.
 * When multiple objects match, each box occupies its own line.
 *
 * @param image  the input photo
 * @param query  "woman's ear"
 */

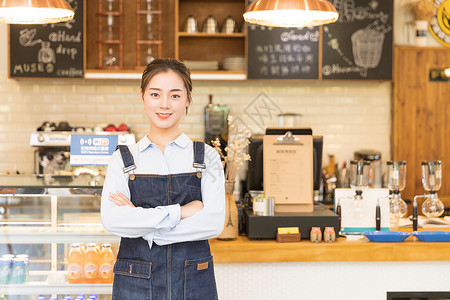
xmin=185 ymin=94 xmax=191 ymax=107
xmin=140 ymin=91 xmax=144 ymax=101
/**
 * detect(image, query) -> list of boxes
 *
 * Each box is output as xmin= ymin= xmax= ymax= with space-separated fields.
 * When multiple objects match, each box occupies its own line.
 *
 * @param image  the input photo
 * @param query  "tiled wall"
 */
xmin=0 ymin=75 xmax=391 ymax=174
xmin=0 ymin=24 xmax=391 ymax=174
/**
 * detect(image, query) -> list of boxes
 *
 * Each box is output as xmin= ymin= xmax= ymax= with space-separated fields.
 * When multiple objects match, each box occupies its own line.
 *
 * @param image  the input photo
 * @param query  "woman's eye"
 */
xmin=150 ymin=93 xmax=159 ymax=97
xmin=171 ymin=94 xmax=180 ymax=99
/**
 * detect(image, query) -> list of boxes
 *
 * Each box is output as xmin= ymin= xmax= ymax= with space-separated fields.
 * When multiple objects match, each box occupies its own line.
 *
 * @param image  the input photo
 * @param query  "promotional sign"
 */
xmin=70 ymin=134 xmax=118 ymax=166
xmin=9 ymin=0 xmax=84 ymax=78
xmin=321 ymin=0 xmax=393 ymax=80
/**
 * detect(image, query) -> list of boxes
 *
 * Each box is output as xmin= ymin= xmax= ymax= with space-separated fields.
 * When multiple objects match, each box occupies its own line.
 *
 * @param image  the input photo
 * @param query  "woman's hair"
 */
xmin=140 ymin=58 xmax=192 ymax=111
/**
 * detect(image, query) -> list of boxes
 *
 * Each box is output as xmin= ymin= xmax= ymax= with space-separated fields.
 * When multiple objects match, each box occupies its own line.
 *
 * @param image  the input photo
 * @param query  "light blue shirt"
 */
xmin=101 ymin=133 xmax=225 ymax=248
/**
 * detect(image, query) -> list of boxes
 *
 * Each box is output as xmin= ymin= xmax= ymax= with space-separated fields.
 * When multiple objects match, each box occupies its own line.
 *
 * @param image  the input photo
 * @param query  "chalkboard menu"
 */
xmin=321 ymin=0 xmax=393 ymax=80
xmin=247 ymin=24 xmax=320 ymax=80
xmin=9 ymin=0 xmax=84 ymax=78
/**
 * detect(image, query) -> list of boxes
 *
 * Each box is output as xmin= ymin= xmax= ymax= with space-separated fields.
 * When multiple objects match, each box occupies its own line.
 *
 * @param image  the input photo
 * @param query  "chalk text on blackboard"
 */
xmin=13 ymin=63 xmax=54 ymax=74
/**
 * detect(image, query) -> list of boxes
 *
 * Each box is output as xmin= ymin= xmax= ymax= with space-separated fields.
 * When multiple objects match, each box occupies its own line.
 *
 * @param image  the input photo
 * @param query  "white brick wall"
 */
xmin=0 ymin=74 xmax=391 ymax=174
xmin=0 ymin=23 xmax=391 ymax=174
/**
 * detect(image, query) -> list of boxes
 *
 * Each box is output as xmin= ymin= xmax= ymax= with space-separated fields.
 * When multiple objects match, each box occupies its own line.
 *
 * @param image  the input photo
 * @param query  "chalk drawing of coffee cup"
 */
xmin=351 ymin=27 xmax=384 ymax=69
xmin=38 ymin=42 xmax=56 ymax=64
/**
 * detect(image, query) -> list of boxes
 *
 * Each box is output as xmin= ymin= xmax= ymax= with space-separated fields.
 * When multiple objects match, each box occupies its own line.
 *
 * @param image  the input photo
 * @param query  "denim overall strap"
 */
xmin=117 ymin=145 xmax=136 ymax=173
xmin=192 ymin=141 xmax=206 ymax=170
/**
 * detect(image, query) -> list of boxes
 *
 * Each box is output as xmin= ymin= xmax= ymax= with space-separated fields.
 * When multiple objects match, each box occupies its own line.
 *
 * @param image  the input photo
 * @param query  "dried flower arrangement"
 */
xmin=403 ymin=0 xmax=437 ymax=22
xmin=212 ymin=116 xmax=251 ymax=183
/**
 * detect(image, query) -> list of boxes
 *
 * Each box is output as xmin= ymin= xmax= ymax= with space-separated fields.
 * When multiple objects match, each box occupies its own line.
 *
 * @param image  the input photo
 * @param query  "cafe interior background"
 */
xmin=0 ymin=0 xmax=430 ymax=175
xmin=1 ymin=0 xmax=450 ymax=299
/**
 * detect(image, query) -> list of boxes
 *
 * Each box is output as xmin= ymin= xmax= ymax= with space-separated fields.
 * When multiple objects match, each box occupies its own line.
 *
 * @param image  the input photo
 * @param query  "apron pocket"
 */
xmin=112 ymin=259 xmax=152 ymax=300
xmin=184 ymin=256 xmax=218 ymax=300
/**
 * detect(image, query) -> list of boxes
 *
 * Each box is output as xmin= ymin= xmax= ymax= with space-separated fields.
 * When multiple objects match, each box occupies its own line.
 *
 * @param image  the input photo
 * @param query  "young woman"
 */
xmin=101 ymin=58 xmax=225 ymax=299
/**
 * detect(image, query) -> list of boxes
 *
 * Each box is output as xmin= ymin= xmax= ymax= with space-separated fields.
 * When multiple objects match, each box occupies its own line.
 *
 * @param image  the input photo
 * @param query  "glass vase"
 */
xmin=217 ymin=180 xmax=238 ymax=240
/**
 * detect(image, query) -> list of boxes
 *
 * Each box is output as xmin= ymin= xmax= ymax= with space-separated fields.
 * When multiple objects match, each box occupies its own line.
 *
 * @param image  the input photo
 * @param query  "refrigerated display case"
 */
xmin=0 ymin=175 xmax=118 ymax=299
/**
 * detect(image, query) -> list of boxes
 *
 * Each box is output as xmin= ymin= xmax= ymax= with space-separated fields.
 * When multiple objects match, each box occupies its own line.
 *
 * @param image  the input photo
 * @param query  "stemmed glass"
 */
xmin=421 ymin=161 xmax=444 ymax=217
xmin=103 ymin=0 xmax=118 ymax=68
xmin=348 ymin=160 xmax=370 ymax=218
xmin=146 ymin=0 xmax=154 ymax=40
xmin=386 ymin=161 xmax=407 ymax=229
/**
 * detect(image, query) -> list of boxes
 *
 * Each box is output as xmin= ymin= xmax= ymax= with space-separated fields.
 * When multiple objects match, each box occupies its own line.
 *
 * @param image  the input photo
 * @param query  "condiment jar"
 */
xmin=310 ymin=227 xmax=322 ymax=243
xmin=323 ymin=227 xmax=336 ymax=242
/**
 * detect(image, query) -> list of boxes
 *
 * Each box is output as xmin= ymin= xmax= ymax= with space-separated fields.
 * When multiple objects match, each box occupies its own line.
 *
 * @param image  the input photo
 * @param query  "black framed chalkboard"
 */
xmin=247 ymin=25 xmax=320 ymax=79
xmin=321 ymin=0 xmax=393 ymax=80
xmin=9 ymin=0 xmax=84 ymax=79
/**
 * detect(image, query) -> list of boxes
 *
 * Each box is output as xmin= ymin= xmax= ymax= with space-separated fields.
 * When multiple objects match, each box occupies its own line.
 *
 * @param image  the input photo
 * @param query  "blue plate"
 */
xmin=412 ymin=231 xmax=450 ymax=242
xmin=362 ymin=231 xmax=411 ymax=242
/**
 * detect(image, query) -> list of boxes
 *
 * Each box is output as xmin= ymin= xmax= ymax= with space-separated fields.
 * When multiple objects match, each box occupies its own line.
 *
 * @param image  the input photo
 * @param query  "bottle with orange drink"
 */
xmin=67 ymin=244 xmax=84 ymax=284
xmin=83 ymin=243 xmax=99 ymax=283
xmin=98 ymin=243 xmax=115 ymax=283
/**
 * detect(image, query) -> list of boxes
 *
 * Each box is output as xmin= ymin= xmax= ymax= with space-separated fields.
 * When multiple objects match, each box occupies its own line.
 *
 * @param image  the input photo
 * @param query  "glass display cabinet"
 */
xmin=0 ymin=175 xmax=118 ymax=299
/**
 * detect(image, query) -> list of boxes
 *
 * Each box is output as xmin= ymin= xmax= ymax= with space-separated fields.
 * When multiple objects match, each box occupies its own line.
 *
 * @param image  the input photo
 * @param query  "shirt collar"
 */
xmin=137 ymin=133 xmax=191 ymax=152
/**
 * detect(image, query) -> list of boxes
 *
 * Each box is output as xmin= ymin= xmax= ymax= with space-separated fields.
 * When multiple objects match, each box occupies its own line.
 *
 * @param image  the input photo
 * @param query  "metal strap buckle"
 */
xmin=123 ymin=165 xmax=136 ymax=173
xmin=193 ymin=162 xmax=206 ymax=169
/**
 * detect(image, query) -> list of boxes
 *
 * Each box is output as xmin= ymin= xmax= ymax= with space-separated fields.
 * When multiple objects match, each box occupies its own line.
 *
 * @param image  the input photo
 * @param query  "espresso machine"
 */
xmin=30 ymin=121 xmax=135 ymax=177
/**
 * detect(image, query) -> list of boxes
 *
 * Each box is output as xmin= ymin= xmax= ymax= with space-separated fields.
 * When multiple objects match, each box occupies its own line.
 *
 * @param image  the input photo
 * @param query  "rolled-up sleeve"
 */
xmin=146 ymin=146 xmax=225 ymax=245
xmin=101 ymin=150 xmax=181 ymax=238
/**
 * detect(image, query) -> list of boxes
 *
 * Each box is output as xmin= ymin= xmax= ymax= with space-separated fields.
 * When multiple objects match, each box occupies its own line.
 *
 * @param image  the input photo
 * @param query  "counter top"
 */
xmin=0 ymin=175 xmax=104 ymax=189
xmin=209 ymin=230 xmax=450 ymax=263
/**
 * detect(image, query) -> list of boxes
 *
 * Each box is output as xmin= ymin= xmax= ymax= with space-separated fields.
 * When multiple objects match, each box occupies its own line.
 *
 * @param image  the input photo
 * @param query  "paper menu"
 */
xmin=263 ymin=128 xmax=314 ymax=213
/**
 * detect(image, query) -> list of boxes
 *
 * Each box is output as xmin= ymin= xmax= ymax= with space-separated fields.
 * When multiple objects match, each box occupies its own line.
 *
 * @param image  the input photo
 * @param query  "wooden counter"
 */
xmin=210 ymin=230 xmax=450 ymax=263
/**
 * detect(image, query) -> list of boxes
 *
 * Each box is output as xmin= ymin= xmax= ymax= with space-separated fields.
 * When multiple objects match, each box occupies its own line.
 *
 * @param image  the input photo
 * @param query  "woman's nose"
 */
xmin=160 ymin=95 xmax=171 ymax=109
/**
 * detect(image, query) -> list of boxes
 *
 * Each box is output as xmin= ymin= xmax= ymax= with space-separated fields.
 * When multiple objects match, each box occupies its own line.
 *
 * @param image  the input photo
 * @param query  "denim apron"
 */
xmin=112 ymin=142 xmax=218 ymax=300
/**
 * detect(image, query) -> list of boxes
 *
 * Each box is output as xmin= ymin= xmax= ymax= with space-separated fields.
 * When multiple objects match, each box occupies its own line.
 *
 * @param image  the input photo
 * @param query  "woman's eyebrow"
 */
xmin=148 ymin=87 xmax=183 ymax=92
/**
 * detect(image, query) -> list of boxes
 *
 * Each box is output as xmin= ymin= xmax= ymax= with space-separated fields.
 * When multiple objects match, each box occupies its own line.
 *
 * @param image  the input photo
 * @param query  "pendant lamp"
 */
xmin=0 ymin=0 xmax=74 ymax=24
xmin=244 ymin=0 xmax=339 ymax=27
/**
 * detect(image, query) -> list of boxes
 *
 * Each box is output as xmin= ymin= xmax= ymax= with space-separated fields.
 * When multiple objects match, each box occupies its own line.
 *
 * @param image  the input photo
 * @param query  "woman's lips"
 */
xmin=156 ymin=113 xmax=172 ymax=120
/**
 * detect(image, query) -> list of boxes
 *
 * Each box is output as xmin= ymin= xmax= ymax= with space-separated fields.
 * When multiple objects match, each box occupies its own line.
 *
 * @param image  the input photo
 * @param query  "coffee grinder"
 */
xmin=204 ymin=94 xmax=229 ymax=152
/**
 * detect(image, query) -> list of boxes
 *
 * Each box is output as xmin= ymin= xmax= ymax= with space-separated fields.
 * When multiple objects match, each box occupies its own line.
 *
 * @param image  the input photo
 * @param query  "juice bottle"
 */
xmin=83 ymin=243 xmax=99 ymax=283
xmin=68 ymin=243 xmax=84 ymax=284
xmin=98 ymin=244 xmax=115 ymax=283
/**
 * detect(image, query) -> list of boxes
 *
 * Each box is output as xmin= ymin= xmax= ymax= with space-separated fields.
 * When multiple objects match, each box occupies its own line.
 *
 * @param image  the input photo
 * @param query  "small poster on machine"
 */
xmin=70 ymin=134 xmax=118 ymax=166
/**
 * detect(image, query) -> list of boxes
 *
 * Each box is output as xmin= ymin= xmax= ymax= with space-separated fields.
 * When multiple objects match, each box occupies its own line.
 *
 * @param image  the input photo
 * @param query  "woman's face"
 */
xmin=141 ymin=70 xmax=189 ymax=131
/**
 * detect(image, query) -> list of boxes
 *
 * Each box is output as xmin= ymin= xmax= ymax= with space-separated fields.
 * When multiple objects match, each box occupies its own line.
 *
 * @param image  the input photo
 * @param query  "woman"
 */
xmin=101 ymin=58 xmax=225 ymax=300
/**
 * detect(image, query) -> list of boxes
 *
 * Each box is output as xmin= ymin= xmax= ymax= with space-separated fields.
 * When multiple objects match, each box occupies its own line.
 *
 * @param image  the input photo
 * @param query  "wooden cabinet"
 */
xmin=85 ymin=0 xmax=245 ymax=77
xmin=174 ymin=0 xmax=246 ymax=73
xmin=392 ymin=46 xmax=450 ymax=204
xmin=86 ymin=0 xmax=175 ymax=72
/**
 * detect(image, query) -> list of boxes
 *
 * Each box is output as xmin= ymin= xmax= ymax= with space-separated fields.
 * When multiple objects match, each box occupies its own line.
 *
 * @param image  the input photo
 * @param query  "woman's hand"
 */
xmin=180 ymin=200 xmax=204 ymax=219
xmin=109 ymin=192 xmax=135 ymax=207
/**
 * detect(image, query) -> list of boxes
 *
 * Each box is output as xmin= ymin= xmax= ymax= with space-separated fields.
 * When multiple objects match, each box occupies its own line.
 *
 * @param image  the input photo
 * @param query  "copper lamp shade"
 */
xmin=244 ymin=0 xmax=339 ymax=27
xmin=0 ymin=0 xmax=74 ymax=24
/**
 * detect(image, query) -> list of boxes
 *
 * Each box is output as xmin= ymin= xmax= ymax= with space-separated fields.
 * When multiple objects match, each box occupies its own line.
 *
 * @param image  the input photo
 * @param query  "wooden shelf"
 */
xmin=136 ymin=10 xmax=163 ymax=15
xmin=136 ymin=40 xmax=163 ymax=45
xmin=97 ymin=40 xmax=121 ymax=44
xmin=86 ymin=0 xmax=175 ymax=70
xmin=175 ymin=0 xmax=246 ymax=67
xmin=84 ymin=69 xmax=246 ymax=80
xmin=97 ymin=12 xmax=123 ymax=16
xmin=177 ymin=32 xmax=245 ymax=38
